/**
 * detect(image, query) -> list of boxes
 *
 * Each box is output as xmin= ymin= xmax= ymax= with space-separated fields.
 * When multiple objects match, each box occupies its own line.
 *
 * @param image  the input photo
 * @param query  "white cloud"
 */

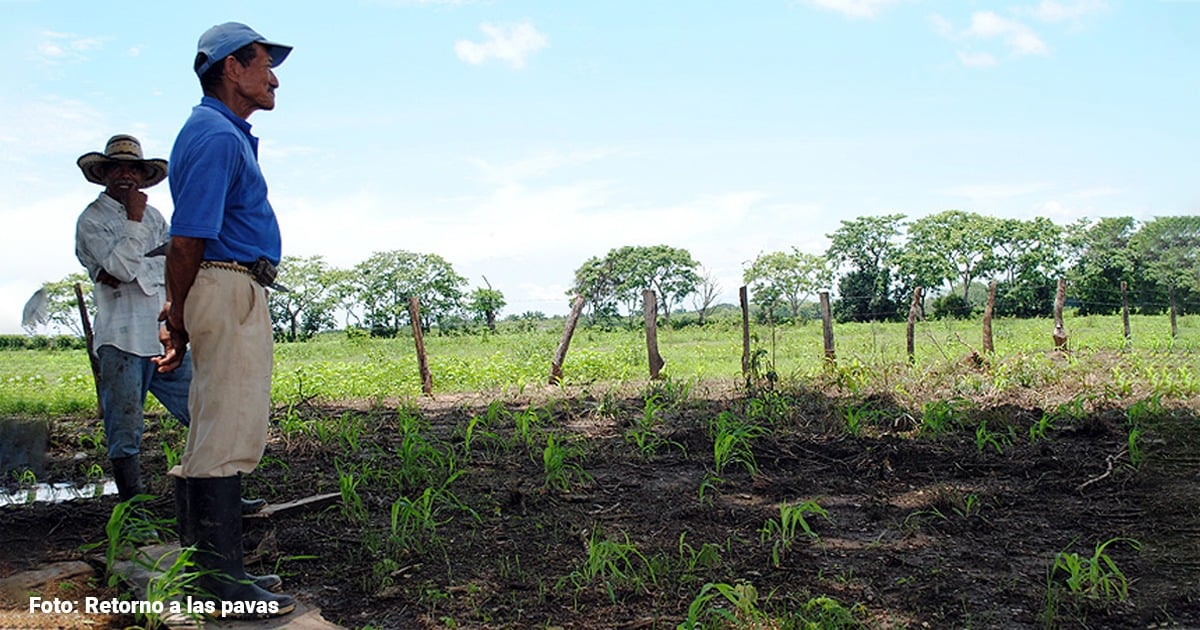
xmin=36 ymin=31 xmax=104 ymax=64
xmin=1030 ymin=0 xmax=1108 ymax=25
xmin=964 ymin=12 xmax=1048 ymax=57
xmin=931 ymin=11 xmax=1048 ymax=67
xmin=454 ymin=21 xmax=548 ymax=69
xmin=800 ymin=0 xmax=901 ymax=19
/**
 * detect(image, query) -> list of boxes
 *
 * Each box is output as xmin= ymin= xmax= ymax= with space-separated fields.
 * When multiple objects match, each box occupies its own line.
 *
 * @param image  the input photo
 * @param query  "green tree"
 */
xmin=742 ymin=249 xmax=831 ymax=323
xmin=1064 ymin=217 xmax=1137 ymax=315
xmin=467 ymin=276 xmax=506 ymax=332
xmin=1129 ymin=216 xmax=1200 ymax=315
xmin=36 ymin=272 xmax=94 ymax=337
xmin=570 ymin=245 xmax=701 ymax=325
xmin=268 ymin=255 xmax=343 ymax=341
xmin=826 ymin=214 xmax=906 ymax=322
xmin=902 ymin=210 xmax=997 ymax=302
xmin=988 ymin=217 xmax=1063 ymax=317
xmin=351 ymin=250 xmax=467 ymax=334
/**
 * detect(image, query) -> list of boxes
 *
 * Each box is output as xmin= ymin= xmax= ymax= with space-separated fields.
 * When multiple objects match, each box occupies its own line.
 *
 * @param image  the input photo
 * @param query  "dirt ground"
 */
xmin=2 ymin=377 xmax=1199 ymax=629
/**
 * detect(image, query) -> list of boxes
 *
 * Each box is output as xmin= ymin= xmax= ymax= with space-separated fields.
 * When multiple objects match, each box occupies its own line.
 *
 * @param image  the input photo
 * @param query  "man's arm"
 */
xmin=154 ymin=235 xmax=205 ymax=372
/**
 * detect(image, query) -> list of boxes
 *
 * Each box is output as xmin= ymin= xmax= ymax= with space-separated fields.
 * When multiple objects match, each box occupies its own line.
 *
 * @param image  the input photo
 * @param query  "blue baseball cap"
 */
xmin=195 ymin=22 xmax=292 ymax=77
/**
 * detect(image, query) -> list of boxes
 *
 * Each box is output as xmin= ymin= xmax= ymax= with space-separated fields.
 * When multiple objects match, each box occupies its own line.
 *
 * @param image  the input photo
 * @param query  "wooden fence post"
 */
xmin=1121 ymin=281 xmax=1131 ymax=349
xmin=643 ymin=290 xmax=665 ymax=380
xmin=74 ymin=282 xmax=103 ymax=418
xmin=982 ymin=280 xmax=997 ymax=354
xmin=1052 ymin=278 xmax=1068 ymax=350
xmin=549 ymin=295 xmax=586 ymax=385
xmin=819 ymin=291 xmax=835 ymax=361
xmin=408 ymin=296 xmax=433 ymax=395
xmin=739 ymin=286 xmax=750 ymax=380
xmin=906 ymin=287 xmax=922 ymax=365
xmin=1169 ymin=284 xmax=1178 ymax=338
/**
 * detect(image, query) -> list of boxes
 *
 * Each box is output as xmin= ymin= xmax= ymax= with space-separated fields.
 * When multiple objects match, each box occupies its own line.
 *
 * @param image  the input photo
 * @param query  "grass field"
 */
xmin=1 ymin=313 xmax=1196 ymax=417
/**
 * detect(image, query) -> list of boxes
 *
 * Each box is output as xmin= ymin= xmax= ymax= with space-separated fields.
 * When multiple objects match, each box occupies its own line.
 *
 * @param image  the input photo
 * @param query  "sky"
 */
xmin=1 ymin=0 xmax=1197 ymax=334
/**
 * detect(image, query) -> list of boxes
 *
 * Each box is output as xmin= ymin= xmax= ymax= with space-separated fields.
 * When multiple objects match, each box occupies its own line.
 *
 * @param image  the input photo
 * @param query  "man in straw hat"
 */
xmin=155 ymin=22 xmax=295 ymax=619
xmin=75 ymin=134 xmax=193 ymax=506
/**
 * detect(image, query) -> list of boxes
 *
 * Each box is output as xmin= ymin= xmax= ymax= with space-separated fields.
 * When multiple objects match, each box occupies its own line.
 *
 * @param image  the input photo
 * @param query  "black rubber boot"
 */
xmin=189 ymin=476 xmax=294 ymax=619
xmin=241 ymin=497 xmax=267 ymax=514
xmin=111 ymin=455 xmax=144 ymax=502
xmin=175 ymin=477 xmax=283 ymax=593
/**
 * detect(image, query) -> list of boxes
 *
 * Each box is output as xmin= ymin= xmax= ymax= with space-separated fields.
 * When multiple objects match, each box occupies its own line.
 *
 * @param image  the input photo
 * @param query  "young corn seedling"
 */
xmin=542 ymin=434 xmax=591 ymax=492
xmin=680 ymin=581 xmax=766 ymax=629
xmin=709 ymin=411 xmax=763 ymax=476
xmin=1050 ymin=537 xmax=1140 ymax=603
xmin=561 ymin=529 xmax=657 ymax=603
xmin=759 ymin=500 xmax=830 ymax=567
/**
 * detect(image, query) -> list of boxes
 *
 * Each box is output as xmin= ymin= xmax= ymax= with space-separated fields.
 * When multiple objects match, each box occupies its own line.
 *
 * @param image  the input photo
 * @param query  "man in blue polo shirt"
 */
xmin=156 ymin=22 xmax=294 ymax=619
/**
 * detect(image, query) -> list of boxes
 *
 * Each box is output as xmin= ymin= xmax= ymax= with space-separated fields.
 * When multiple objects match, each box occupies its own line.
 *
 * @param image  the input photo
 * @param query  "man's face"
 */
xmin=102 ymin=161 xmax=146 ymax=194
xmin=233 ymin=43 xmax=279 ymax=113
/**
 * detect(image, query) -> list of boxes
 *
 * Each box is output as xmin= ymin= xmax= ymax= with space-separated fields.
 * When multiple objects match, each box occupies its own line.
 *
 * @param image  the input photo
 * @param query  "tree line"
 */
xmin=25 ymin=211 xmax=1200 ymax=340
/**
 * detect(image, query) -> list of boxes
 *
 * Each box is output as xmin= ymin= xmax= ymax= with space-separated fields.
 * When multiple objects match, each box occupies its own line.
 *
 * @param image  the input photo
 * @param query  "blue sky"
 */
xmin=1 ymin=0 xmax=1196 ymax=334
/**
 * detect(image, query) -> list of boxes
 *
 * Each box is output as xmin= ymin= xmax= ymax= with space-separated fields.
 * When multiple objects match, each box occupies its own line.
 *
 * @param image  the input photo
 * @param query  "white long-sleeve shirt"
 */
xmin=74 ymin=192 xmax=170 ymax=357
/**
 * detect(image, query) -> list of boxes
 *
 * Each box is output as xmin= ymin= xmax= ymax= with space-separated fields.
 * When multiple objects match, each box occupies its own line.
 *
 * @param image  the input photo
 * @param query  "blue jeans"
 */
xmin=97 ymin=345 xmax=193 ymax=459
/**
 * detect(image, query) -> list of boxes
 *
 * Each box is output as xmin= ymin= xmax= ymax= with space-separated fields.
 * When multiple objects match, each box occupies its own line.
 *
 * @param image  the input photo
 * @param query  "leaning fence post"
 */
xmin=408 ymin=296 xmax=433 ymax=395
xmin=549 ymin=295 xmax=586 ymax=385
xmin=1052 ymin=278 xmax=1067 ymax=351
xmin=74 ymin=282 xmax=103 ymax=418
xmin=819 ymin=291 xmax=835 ymax=362
xmin=906 ymin=287 xmax=922 ymax=365
xmin=982 ymin=280 xmax=997 ymax=354
xmin=643 ymin=290 xmax=665 ymax=380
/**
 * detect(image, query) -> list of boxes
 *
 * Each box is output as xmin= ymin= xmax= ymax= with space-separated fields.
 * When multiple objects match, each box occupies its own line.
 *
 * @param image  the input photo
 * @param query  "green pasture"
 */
xmin=1 ymin=313 xmax=1197 ymax=417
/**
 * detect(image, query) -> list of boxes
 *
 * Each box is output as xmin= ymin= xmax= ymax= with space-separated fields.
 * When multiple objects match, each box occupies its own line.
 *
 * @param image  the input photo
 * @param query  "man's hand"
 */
xmin=153 ymin=302 xmax=188 ymax=373
xmin=112 ymin=187 xmax=147 ymax=222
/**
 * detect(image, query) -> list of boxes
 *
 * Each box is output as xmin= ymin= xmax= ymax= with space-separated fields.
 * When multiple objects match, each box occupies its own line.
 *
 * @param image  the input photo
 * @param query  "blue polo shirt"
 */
xmin=169 ymin=96 xmax=281 ymax=265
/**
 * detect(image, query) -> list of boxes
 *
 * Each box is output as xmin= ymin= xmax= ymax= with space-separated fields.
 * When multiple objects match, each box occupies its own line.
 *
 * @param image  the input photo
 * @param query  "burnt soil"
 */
xmin=2 ymin=378 xmax=1199 ymax=629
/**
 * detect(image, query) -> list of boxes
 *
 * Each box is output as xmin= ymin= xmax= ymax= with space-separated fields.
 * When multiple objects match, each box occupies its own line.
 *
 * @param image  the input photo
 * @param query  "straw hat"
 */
xmin=76 ymin=135 xmax=168 ymax=188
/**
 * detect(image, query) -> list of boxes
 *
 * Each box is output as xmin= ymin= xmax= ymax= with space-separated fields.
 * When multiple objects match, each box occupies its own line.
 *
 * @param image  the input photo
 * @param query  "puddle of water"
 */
xmin=0 ymin=480 xmax=117 ymax=507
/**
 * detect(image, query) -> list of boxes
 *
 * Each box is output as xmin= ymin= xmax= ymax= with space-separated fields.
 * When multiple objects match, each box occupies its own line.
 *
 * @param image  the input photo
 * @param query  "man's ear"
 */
xmin=223 ymin=54 xmax=243 ymax=80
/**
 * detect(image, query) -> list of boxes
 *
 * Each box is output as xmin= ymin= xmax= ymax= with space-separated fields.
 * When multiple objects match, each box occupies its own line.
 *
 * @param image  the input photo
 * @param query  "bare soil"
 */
xmin=2 ymin=378 xmax=1199 ymax=629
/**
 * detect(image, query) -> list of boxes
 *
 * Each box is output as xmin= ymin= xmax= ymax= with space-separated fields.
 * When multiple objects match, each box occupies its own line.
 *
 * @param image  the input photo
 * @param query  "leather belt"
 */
xmin=199 ymin=260 xmax=252 ymax=276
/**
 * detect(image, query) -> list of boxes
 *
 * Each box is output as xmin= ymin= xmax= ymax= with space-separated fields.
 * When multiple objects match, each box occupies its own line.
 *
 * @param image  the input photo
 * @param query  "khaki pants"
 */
xmin=171 ymin=266 xmax=273 ymax=478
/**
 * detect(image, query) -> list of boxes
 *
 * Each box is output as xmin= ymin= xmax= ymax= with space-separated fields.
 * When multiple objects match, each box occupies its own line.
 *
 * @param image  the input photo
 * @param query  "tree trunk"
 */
xmin=550 ymin=295 xmax=586 ymax=385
